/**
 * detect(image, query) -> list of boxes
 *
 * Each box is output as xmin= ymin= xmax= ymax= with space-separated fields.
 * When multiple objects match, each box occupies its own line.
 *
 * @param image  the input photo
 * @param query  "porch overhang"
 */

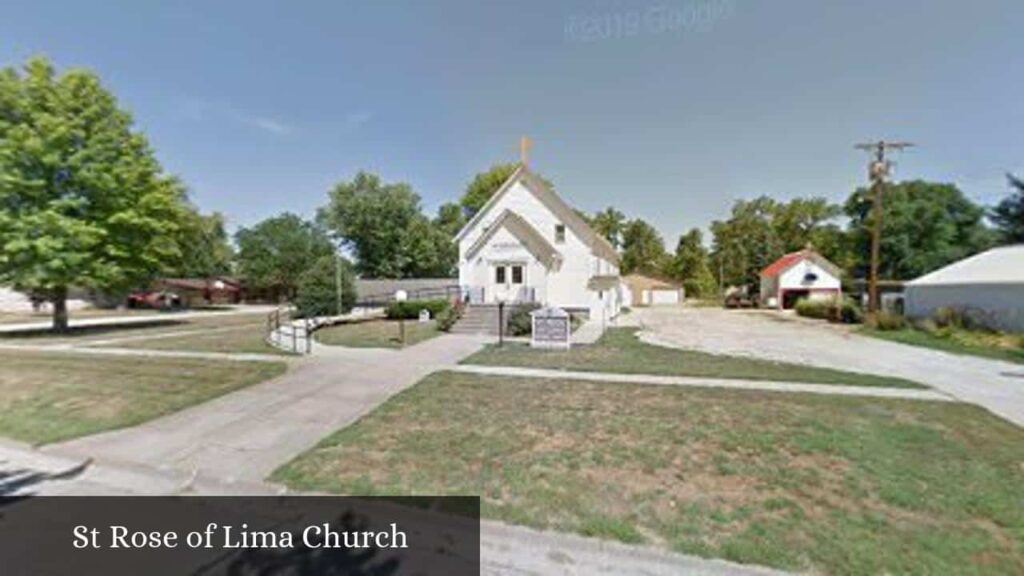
xmin=464 ymin=209 xmax=562 ymax=269
xmin=587 ymin=275 xmax=621 ymax=291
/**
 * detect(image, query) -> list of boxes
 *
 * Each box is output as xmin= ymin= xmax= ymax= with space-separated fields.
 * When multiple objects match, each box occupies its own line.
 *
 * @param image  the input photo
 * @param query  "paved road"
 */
xmin=46 ymin=333 xmax=488 ymax=484
xmin=633 ymin=307 xmax=1024 ymax=427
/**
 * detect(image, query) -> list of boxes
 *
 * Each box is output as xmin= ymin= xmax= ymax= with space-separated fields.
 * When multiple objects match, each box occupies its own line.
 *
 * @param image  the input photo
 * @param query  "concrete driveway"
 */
xmin=631 ymin=306 xmax=1024 ymax=427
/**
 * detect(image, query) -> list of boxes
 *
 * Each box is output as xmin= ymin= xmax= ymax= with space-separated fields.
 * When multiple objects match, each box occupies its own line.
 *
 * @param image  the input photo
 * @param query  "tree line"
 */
xmin=0 ymin=57 xmax=524 ymax=328
xmin=602 ymin=176 xmax=1022 ymax=299
xmin=3 ymin=57 xmax=1022 ymax=330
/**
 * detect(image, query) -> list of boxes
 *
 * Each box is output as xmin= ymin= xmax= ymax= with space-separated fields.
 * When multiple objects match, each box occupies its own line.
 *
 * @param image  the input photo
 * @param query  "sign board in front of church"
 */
xmin=530 ymin=307 xmax=571 ymax=349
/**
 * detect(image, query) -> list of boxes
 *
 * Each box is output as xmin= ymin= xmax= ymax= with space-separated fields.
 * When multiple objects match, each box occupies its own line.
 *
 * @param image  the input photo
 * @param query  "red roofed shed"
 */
xmin=759 ymin=249 xmax=842 ymax=309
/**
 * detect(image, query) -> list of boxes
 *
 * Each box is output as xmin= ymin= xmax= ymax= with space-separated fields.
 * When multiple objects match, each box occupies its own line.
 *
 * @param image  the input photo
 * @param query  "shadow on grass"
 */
xmin=0 ymin=319 xmax=189 ymax=340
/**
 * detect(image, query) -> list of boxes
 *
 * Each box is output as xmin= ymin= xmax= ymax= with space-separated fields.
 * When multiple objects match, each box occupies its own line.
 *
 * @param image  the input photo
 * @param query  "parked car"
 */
xmin=126 ymin=290 xmax=183 ymax=310
xmin=724 ymin=292 xmax=758 ymax=309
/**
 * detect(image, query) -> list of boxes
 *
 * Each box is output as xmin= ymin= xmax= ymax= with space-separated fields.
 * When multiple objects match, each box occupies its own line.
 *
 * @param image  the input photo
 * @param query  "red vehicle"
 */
xmin=126 ymin=290 xmax=182 ymax=310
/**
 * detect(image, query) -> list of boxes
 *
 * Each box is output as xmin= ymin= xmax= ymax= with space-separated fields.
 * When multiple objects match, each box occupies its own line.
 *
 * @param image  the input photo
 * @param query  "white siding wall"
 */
xmin=778 ymin=261 xmax=841 ymax=294
xmin=458 ymin=179 xmax=618 ymax=316
xmin=905 ymin=284 xmax=1024 ymax=333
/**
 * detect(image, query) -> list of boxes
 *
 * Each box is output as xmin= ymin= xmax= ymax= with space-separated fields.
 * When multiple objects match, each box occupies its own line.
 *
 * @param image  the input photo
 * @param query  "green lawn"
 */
xmin=463 ymin=327 xmax=924 ymax=388
xmin=0 ymin=350 xmax=286 ymax=444
xmin=273 ymin=371 xmax=1024 ymax=575
xmin=315 ymin=319 xmax=440 ymax=349
xmin=860 ymin=326 xmax=1024 ymax=365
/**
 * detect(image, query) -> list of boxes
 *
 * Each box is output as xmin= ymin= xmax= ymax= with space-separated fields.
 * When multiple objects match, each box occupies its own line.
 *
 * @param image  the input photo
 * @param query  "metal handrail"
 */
xmin=264 ymin=305 xmax=314 ymax=355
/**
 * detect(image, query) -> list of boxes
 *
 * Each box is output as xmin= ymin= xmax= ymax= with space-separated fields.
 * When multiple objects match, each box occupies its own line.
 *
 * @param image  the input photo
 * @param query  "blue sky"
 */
xmin=2 ymin=0 xmax=1021 ymax=243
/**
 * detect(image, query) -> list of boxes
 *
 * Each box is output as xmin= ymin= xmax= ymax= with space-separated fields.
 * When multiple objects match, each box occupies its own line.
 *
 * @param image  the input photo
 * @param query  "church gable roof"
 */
xmin=455 ymin=164 xmax=620 ymax=264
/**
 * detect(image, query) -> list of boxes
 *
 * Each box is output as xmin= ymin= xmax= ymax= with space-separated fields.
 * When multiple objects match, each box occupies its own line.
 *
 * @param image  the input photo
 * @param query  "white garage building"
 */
xmin=622 ymin=274 xmax=684 ymax=306
xmin=904 ymin=245 xmax=1024 ymax=333
xmin=759 ymin=248 xmax=843 ymax=309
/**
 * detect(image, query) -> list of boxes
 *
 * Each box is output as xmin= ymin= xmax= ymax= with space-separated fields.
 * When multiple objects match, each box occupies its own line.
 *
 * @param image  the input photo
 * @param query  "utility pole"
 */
xmin=335 ymin=253 xmax=343 ymax=316
xmin=854 ymin=140 xmax=914 ymax=314
xmin=718 ymin=253 xmax=724 ymax=300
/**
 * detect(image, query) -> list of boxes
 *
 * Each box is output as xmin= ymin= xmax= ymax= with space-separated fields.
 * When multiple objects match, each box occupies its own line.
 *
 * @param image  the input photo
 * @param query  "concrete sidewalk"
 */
xmin=452 ymin=364 xmax=955 ymax=401
xmin=3 ymin=435 xmax=785 ymax=574
xmin=46 ymin=333 xmax=488 ymax=484
xmin=480 ymin=520 xmax=787 ymax=576
xmin=0 ymin=342 xmax=286 ymax=362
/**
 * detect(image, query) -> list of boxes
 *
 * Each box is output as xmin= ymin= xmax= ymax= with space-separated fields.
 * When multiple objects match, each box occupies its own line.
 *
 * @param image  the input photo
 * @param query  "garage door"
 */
xmin=648 ymin=289 xmax=680 ymax=305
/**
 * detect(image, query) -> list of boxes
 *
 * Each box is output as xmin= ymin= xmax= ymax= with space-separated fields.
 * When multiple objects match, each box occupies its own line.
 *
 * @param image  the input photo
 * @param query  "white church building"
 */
xmin=455 ymin=165 xmax=623 ymax=320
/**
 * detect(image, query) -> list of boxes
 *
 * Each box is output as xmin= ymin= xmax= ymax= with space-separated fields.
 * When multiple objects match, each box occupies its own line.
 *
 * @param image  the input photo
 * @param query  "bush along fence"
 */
xmin=385 ymin=299 xmax=451 ymax=320
xmin=795 ymin=296 xmax=863 ymax=324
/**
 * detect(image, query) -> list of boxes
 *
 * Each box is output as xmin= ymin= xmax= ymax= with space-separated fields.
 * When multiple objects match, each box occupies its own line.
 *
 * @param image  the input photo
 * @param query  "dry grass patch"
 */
xmin=96 ymin=321 xmax=291 ymax=356
xmin=274 ymin=371 xmax=1024 ymax=575
xmin=0 ymin=350 xmax=286 ymax=444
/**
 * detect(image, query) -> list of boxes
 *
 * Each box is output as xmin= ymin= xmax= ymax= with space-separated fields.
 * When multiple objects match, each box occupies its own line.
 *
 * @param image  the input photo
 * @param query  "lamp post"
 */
xmin=497 ymin=300 xmax=505 ymax=347
xmin=394 ymin=290 xmax=408 ymax=347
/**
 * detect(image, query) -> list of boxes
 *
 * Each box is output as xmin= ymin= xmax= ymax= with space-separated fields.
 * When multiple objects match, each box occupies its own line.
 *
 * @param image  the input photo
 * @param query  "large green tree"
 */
xmin=671 ymin=228 xmax=718 ymax=299
xmin=992 ymin=174 xmax=1024 ymax=244
xmin=294 ymin=255 xmax=356 ymax=318
xmin=173 ymin=198 xmax=234 ymax=278
xmin=318 ymin=172 xmax=454 ymax=278
xmin=235 ymin=213 xmax=334 ymax=300
xmin=844 ymin=180 xmax=995 ymax=280
xmin=710 ymin=197 xmax=784 ymax=289
xmin=591 ymin=207 xmax=627 ymax=249
xmin=620 ymin=219 xmax=669 ymax=275
xmin=0 ymin=57 xmax=187 ymax=330
xmin=461 ymin=163 xmax=518 ymax=219
xmin=434 ymin=202 xmax=465 ymax=237
xmin=772 ymin=197 xmax=852 ymax=271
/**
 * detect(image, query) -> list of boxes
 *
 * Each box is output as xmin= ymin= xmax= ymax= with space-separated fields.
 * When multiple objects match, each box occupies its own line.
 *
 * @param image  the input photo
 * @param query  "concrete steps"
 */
xmin=450 ymin=305 xmax=501 ymax=335
xmin=450 ymin=304 xmax=524 ymax=335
